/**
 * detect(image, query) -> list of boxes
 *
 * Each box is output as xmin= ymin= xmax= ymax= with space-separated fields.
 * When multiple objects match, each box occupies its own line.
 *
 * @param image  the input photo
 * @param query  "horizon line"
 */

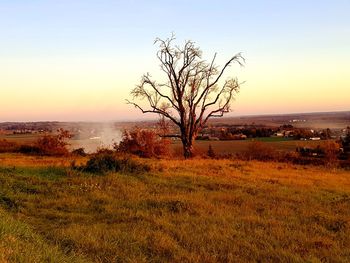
xmin=1 ymin=110 xmax=349 ymax=124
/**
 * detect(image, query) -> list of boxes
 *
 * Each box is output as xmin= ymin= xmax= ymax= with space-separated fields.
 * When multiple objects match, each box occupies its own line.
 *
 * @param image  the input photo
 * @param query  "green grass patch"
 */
xmin=252 ymin=136 xmax=294 ymax=142
xmin=0 ymin=166 xmax=68 ymax=180
xmin=0 ymin=208 xmax=86 ymax=262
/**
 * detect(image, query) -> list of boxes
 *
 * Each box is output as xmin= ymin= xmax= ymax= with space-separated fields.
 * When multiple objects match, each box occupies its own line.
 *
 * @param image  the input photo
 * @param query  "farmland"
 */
xmin=1 ymin=111 xmax=348 ymax=155
xmin=0 ymin=132 xmax=329 ymax=157
xmin=0 ymin=134 xmax=41 ymax=144
xmin=173 ymin=138 xmax=324 ymax=156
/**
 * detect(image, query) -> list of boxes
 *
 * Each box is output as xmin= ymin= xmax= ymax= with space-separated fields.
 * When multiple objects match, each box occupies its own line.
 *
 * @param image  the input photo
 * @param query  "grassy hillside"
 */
xmin=0 ymin=154 xmax=349 ymax=262
xmin=0 ymin=208 xmax=86 ymax=263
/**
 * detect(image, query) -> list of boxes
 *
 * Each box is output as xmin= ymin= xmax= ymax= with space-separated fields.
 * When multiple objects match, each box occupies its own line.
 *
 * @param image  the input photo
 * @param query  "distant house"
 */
xmin=310 ymin=137 xmax=321 ymax=141
xmin=285 ymin=130 xmax=294 ymax=137
xmin=232 ymin=134 xmax=247 ymax=140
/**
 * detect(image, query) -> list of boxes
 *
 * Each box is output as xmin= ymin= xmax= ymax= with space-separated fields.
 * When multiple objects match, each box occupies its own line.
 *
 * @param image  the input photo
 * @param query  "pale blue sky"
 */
xmin=0 ymin=1 xmax=349 ymax=121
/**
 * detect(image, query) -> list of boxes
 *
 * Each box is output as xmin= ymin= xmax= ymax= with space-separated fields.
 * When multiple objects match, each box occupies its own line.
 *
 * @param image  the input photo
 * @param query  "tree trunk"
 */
xmin=182 ymin=138 xmax=194 ymax=159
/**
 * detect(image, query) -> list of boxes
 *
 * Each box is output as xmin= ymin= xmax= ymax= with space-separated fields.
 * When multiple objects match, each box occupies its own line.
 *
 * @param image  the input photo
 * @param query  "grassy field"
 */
xmin=0 ymin=154 xmax=349 ymax=262
xmin=173 ymin=139 xmax=324 ymax=156
xmin=0 ymin=134 xmax=41 ymax=144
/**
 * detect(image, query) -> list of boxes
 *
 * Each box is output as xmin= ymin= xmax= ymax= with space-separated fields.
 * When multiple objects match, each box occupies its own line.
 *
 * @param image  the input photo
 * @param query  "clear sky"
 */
xmin=1 ymin=0 xmax=349 ymax=121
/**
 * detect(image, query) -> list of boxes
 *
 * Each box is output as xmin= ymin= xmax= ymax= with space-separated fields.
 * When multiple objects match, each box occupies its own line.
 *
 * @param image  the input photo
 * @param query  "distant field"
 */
xmin=0 ymin=134 xmax=41 ymax=143
xmin=0 ymin=133 xmax=331 ymax=156
xmin=173 ymin=139 xmax=325 ymax=156
xmin=210 ymin=111 xmax=350 ymax=129
xmin=0 ymin=155 xmax=349 ymax=262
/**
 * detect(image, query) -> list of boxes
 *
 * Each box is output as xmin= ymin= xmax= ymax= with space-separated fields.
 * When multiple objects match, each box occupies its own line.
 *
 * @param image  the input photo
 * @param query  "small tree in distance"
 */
xmin=207 ymin=144 xmax=216 ymax=159
xmin=127 ymin=34 xmax=244 ymax=158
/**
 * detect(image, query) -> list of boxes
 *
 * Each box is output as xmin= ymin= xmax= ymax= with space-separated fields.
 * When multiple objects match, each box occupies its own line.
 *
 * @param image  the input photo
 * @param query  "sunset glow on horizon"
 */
xmin=1 ymin=0 xmax=349 ymax=122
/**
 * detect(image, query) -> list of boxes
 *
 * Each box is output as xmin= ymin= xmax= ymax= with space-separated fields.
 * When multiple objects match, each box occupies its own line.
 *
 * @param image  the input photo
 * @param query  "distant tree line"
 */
xmin=197 ymin=125 xmax=336 ymax=141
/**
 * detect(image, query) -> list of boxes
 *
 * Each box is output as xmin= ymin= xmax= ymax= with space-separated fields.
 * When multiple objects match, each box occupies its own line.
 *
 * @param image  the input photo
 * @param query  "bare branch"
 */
xmin=126 ymin=99 xmax=181 ymax=127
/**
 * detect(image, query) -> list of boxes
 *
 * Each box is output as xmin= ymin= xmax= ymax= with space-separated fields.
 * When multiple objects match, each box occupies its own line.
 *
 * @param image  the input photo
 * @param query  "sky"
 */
xmin=0 ymin=0 xmax=349 ymax=122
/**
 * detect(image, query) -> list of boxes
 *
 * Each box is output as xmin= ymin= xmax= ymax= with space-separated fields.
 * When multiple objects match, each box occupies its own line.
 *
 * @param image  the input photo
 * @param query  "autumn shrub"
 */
xmin=82 ymin=151 xmax=151 ymax=174
xmin=33 ymin=129 xmax=72 ymax=156
xmin=281 ymin=140 xmax=341 ymax=167
xmin=243 ymin=141 xmax=278 ymax=161
xmin=321 ymin=141 xmax=341 ymax=167
xmin=0 ymin=131 xmax=71 ymax=156
xmin=280 ymin=151 xmax=300 ymax=162
xmin=287 ymin=154 xmax=326 ymax=166
xmin=297 ymin=145 xmax=324 ymax=157
xmin=83 ymin=152 xmax=117 ymax=173
xmin=279 ymin=151 xmax=320 ymax=165
xmin=116 ymin=128 xmax=171 ymax=158
xmin=18 ymin=144 xmax=42 ymax=155
xmin=0 ymin=140 xmax=19 ymax=153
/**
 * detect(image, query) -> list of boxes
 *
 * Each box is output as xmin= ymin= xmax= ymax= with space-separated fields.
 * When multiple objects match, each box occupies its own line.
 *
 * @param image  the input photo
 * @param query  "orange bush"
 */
xmin=243 ymin=141 xmax=278 ymax=161
xmin=34 ymin=129 xmax=72 ymax=156
xmin=0 ymin=140 xmax=19 ymax=153
xmin=116 ymin=128 xmax=171 ymax=158
xmin=321 ymin=141 xmax=341 ymax=166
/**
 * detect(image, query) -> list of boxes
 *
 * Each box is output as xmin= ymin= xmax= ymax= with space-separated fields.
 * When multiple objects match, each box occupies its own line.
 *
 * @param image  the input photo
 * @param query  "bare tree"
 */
xmin=127 ymin=35 xmax=244 ymax=158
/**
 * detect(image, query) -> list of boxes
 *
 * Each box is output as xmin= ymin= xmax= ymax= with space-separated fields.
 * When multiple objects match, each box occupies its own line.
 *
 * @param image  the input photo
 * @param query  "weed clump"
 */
xmin=82 ymin=152 xmax=151 ymax=174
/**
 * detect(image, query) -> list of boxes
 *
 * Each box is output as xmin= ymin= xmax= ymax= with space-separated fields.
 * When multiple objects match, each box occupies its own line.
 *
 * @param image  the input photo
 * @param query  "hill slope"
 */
xmin=0 ymin=155 xmax=349 ymax=262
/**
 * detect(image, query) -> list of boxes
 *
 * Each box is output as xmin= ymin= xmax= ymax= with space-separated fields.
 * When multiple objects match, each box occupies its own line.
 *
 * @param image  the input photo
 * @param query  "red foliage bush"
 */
xmin=243 ymin=141 xmax=278 ymax=161
xmin=321 ymin=141 xmax=341 ymax=167
xmin=34 ymin=129 xmax=72 ymax=156
xmin=0 ymin=140 xmax=19 ymax=153
xmin=116 ymin=128 xmax=171 ymax=158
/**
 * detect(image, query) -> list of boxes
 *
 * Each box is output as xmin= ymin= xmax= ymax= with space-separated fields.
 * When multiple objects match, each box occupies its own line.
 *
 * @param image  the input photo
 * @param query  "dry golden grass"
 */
xmin=0 ymin=153 xmax=86 ymax=167
xmin=0 ymin=154 xmax=349 ymax=262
